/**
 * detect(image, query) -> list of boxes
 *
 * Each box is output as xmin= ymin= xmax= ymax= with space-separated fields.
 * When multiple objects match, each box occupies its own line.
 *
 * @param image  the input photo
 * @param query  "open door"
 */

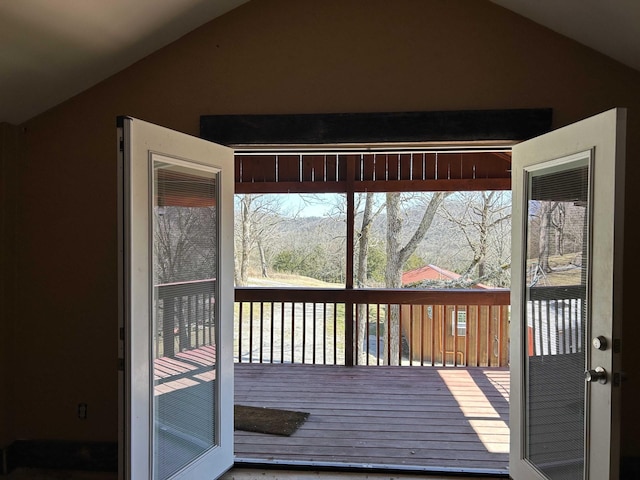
xmin=118 ymin=117 xmax=234 ymax=480
xmin=510 ymin=108 xmax=626 ymax=479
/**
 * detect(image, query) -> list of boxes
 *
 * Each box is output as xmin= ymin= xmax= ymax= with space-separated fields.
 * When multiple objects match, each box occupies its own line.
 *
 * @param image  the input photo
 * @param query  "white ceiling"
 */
xmin=490 ymin=0 xmax=640 ymax=73
xmin=1 ymin=0 xmax=639 ymax=125
xmin=0 ymin=0 xmax=251 ymax=124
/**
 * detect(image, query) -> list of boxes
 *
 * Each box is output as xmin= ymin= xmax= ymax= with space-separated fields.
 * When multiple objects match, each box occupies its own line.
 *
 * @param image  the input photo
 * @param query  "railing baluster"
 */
xmin=302 ymin=302 xmax=307 ymax=364
xmin=249 ymin=302 xmax=254 ymax=363
xmin=322 ymin=303 xmax=327 ymax=365
xmin=409 ymin=304 xmax=414 ymax=365
xmin=291 ymin=302 xmax=295 ymax=363
xmin=208 ymin=290 xmax=213 ymax=347
xmin=498 ymin=305 xmax=505 ymax=365
xmin=196 ymin=293 xmax=201 ymax=349
xmin=333 ymin=303 xmax=337 ymax=365
xmin=419 ymin=305 xmax=425 ymax=367
xmin=464 ymin=305 xmax=470 ymax=367
xmin=365 ymin=304 xmax=370 ymax=364
xmin=430 ymin=305 xmax=435 ymax=367
xmin=259 ymin=302 xmax=264 ymax=363
xmin=376 ymin=304 xmax=381 ymax=366
xmin=237 ymin=302 xmax=243 ymax=362
xmin=312 ymin=302 xmax=317 ymax=365
xmin=397 ymin=304 xmax=402 ymax=366
xmin=270 ymin=302 xmax=274 ymax=364
xmin=441 ymin=305 xmax=446 ymax=366
xmin=487 ymin=305 xmax=492 ymax=367
xmin=453 ymin=305 xmax=458 ymax=367
xmin=280 ymin=302 xmax=285 ymax=363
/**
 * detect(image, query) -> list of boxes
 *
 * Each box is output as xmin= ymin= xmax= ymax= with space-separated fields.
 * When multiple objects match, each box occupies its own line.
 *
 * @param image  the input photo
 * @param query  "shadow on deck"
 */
xmin=234 ymin=363 xmax=510 ymax=475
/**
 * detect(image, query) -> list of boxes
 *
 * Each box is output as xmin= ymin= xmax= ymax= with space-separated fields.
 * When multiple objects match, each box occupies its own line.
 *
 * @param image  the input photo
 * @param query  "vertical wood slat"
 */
xmin=376 ymin=305 xmax=382 ymax=366
xmin=322 ymin=303 xmax=327 ymax=365
xmin=333 ymin=303 xmax=338 ymax=365
xmin=426 ymin=153 xmax=436 ymax=180
xmin=408 ymin=304 xmax=413 ymax=364
xmin=291 ymin=303 xmax=295 ymax=363
xmin=269 ymin=302 xmax=274 ymax=364
xmin=387 ymin=154 xmax=399 ymax=181
xmin=325 ymin=155 xmax=338 ymax=182
xmin=239 ymin=155 xmax=276 ymax=182
xmin=312 ymin=303 xmax=317 ymax=364
xmin=259 ymin=302 xmax=264 ymax=363
xmin=460 ymin=153 xmax=475 ymax=180
xmin=249 ymin=303 xmax=254 ymax=362
xmin=487 ymin=305 xmax=493 ymax=367
xmin=280 ymin=302 xmax=285 ymax=363
xmin=302 ymin=303 xmax=307 ymax=363
xmin=302 ymin=155 xmax=323 ymax=182
xmin=418 ymin=304 xmax=423 ymax=366
xmin=162 ymin=296 xmax=175 ymax=357
xmin=431 ymin=305 xmax=436 ymax=367
xmin=277 ymin=155 xmax=300 ymax=182
xmin=464 ymin=305 xmax=471 ymax=367
xmin=375 ymin=155 xmax=387 ymax=181
xmin=412 ymin=153 xmax=425 ymax=181
xmin=237 ymin=302 xmax=244 ymax=363
xmin=345 ymin=302 xmax=354 ymax=366
xmin=476 ymin=306 xmax=481 ymax=366
xmin=400 ymin=154 xmax=412 ymax=181
xmin=453 ymin=305 xmax=459 ymax=367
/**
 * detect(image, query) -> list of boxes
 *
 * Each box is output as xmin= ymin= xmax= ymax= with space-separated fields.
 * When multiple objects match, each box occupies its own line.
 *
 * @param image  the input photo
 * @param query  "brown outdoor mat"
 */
xmin=234 ymin=405 xmax=310 ymax=436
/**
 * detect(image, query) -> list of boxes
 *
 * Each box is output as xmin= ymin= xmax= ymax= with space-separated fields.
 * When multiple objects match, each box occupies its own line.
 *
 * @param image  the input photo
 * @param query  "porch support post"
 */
xmin=345 ymin=155 xmax=355 ymax=366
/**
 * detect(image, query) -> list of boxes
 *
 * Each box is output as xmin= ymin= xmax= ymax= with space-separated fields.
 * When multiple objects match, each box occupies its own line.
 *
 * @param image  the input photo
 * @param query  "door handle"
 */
xmin=585 ymin=366 xmax=607 ymax=384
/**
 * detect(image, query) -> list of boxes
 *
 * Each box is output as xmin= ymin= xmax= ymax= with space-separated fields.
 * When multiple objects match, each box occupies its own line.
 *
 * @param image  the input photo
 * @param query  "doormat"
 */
xmin=234 ymin=405 xmax=309 ymax=436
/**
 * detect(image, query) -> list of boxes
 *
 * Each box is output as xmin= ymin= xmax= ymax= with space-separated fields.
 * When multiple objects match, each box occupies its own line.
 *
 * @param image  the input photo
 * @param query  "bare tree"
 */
xmin=538 ymin=201 xmax=558 ymax=273
xmin=154 ymin=206 xmax=217 ymax=284
xmin=354 ymin=192 xmax=386 ymax=363
xmin=234 ymin=194 xmax=286 ymax=286
xmin=441 ymin=191 xmax=511 ymax=285
xmin=384 ymin=191 xmax=449 ymax=364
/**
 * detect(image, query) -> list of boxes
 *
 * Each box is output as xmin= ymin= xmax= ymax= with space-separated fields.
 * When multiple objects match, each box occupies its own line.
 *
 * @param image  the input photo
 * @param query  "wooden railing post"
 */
xmin=345 ymin=301 xmax=354 ymax=366
xmin=163 ymin=296 xmax=175 ymax=357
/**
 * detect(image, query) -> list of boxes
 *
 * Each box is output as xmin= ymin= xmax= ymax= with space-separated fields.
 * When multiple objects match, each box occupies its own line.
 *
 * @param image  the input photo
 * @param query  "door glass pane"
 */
xmin=152 ymin=156 xmax=220 ymax=479
xmin=523 ymin=155 xmax=590 ymax=480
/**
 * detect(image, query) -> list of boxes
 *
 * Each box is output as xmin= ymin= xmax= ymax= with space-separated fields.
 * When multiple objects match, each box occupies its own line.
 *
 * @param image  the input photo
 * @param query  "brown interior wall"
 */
xmin=0 ymin=123 xmax=21 ymax=448
xmin=7 ymin=0 xmax=640 ymax=459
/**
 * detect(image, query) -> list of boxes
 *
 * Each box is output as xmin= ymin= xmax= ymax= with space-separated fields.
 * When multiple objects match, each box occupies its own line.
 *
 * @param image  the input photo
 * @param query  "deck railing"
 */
xmin=154 ymin=279 xmax=216 ymax=358
xmin=153 ymin=281 xmax=587 ymax=368
xmin=527 ymin=285 xmax=586 ymax=356
xmin=235 ymin=288 xmax=511 ymax=367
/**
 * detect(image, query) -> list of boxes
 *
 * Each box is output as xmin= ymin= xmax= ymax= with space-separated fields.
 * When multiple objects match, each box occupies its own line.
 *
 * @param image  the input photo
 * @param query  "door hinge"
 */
xmin=119 ymin=137 xmax=124 ymax=152
xmin=119 ymin=327 xmax=125 ymax=341
xmin=118 ymin=358 xmax=124 ymax=371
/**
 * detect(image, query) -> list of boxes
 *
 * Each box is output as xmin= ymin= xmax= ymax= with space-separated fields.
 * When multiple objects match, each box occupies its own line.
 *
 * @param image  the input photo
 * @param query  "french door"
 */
xmin=510 ymin=108 xmax=626 ymax=479
xmin=118 ymin=117 xmax=234 ymax=480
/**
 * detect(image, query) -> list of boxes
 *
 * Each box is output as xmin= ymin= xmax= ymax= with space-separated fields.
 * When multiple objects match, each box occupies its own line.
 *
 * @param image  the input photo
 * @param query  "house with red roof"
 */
xmin=401 ymin=264 xmax=491 ymax=289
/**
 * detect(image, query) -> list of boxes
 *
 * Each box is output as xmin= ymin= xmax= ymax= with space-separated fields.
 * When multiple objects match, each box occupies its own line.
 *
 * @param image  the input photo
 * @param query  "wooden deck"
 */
xmin=234 ymin=363 xmax=510 ymax=475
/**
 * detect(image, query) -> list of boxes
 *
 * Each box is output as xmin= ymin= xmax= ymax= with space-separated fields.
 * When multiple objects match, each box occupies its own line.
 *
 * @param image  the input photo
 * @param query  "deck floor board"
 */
xmin=234 ymin=363 xmax=510 ymax=473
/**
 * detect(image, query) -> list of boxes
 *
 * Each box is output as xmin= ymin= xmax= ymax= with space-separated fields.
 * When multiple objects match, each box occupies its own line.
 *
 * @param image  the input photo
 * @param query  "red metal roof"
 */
xmin=402 ymin=264 xmax=491 ymax=289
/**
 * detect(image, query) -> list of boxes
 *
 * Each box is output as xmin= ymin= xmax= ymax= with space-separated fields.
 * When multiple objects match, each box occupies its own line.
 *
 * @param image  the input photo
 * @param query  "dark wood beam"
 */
xmin=201 ymin=109 xmax=552 ymax=145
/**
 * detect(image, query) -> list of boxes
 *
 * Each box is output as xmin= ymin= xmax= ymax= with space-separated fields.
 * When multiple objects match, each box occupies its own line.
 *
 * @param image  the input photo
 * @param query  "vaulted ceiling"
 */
xmin=1 ymin=0 xmax=638 ymax=125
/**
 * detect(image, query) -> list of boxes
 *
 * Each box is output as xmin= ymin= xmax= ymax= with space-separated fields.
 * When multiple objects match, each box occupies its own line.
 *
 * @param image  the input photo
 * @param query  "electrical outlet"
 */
xmin=78 ymin=403 xmax=88 ymax=420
